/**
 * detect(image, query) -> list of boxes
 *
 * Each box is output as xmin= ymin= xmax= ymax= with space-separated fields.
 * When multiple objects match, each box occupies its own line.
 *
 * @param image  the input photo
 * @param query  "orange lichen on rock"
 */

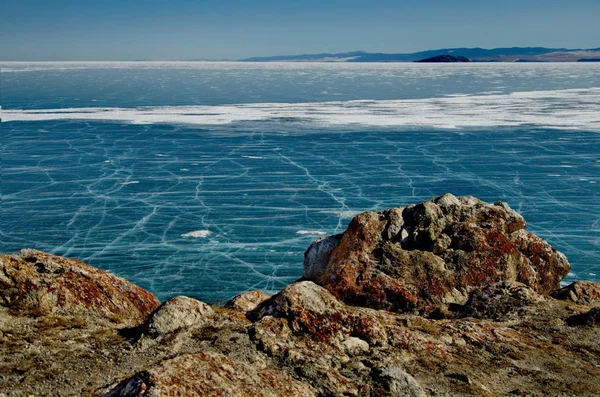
xmin=0 ymin=249 xmax=160 ymax=325
xmin=304 ymin=194 xmax=571 ymax=313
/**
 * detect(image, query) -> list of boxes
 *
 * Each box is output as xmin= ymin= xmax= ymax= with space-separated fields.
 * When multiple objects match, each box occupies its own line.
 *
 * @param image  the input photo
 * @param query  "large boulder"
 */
xmin=103 ymin=352 xmax=317 ymax=397
xmin=304 ymin=194 xmax=571 ymax=312
xmin=0 ymin=249 xmax=160 ymax=325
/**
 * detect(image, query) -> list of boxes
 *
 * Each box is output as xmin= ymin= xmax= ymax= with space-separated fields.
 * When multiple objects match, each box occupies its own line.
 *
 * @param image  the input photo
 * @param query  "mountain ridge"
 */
xmin=240 ymin=47 xmax=600 ymax=62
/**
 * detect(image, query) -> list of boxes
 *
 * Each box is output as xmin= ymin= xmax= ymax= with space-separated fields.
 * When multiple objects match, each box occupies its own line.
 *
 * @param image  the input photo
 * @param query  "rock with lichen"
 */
xmin=250 ymin=281 xmax=350 ymax=339
xmin=102 ymin=352 xmax=317 ymax=397
xmin=0 ymin=248 xmax=160 ymax=325
xmin=304 ymin=194 xmax=570 ymax=313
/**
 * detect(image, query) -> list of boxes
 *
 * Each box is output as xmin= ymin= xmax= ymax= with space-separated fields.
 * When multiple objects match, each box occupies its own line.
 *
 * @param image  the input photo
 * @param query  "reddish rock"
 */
xmin=0 ymin=249 xmax=160 ymax=325
xmin=551 ymin=281 xmax=600 ymax=305
xmin=103 ymin=352 xmax=317 ymax=397
xmin=250 ymin=281 xmax=351 ymax=339
xmin=249 ymin=281 xmax=389 ymax=346
xmin=224 ymin=290 xmax=271 ymax=312
xmin=304 ymin=194 xmax=571 ymax=313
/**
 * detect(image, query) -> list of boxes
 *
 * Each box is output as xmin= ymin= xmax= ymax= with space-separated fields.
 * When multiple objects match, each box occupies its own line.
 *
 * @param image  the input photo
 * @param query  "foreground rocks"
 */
xmin=1 ymin=195 xmax=599 ymax=396
xmin=105 ymin=352 xmax=317 ymax=397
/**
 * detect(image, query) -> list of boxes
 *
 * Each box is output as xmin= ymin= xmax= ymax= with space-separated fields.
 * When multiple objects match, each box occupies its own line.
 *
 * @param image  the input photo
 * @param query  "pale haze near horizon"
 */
xmin=1 ymin=0 xmax=599 ymax=61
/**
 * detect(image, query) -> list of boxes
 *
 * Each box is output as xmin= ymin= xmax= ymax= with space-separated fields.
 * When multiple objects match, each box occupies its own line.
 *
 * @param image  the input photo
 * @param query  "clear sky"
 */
xmin=1 ymin=0 xmax=599 ymax=61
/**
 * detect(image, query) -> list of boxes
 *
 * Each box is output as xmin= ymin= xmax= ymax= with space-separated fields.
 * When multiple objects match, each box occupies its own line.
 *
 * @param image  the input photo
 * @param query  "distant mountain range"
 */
xmin=240 ymin=47 xmax=600 ymax=62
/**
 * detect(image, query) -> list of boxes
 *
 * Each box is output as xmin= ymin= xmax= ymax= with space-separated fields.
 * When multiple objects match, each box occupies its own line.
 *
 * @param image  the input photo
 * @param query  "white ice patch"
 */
xmin=296 ymin=230 xmax=327 ymax=236
xmin=333 ymin=210 xmax=361 ymax=219
xmin=3 ymin=87 xmax=600 ymax=131
xmin=181 ymin=230 xmax=211 ymax=238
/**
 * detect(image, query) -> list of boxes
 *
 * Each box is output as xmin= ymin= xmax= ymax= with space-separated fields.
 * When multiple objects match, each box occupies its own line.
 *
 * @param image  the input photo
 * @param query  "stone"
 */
xmin=224 ymin=290 xmax=271 ymax=312
xmin=0 ymin=249 xmax=159 ymax=325
xmin=585 ymin=307 xmax=600 ymax=326
xmin=304 ymin=194 xmax=570 ymax=313
xmin=143 ymin=296 xmax=213 ymax=337
xmin=566 ymin=306 xmax=600 ymax=327
xmin=303 ymin=234 xmax=343 ymax=281
xmin=372 ymin=366 xmax=426 ymax=397
xmin=250 ymin=281 xmax=350 ymax=339
xmin=461 ymin=281 xmax=542 ymax=320
xmin=551 ymin=281 xmax=600 ymax=305
xmin=341 ymin=336 xmax=369 ymax=356
xmin=103 ymin=352 xmax=317 ymax=397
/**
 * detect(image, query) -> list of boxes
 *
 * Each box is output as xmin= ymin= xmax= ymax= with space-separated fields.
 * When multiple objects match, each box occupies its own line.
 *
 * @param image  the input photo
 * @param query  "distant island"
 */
xmin=240 ymin=47 xmax=600 ymax=62
xmin=415 ymin=54 xmax=470 ymax=63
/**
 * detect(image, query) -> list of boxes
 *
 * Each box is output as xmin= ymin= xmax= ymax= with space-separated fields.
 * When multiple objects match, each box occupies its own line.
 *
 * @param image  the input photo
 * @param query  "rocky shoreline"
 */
xmin=1 ymin=194 xmax=599 ymax=396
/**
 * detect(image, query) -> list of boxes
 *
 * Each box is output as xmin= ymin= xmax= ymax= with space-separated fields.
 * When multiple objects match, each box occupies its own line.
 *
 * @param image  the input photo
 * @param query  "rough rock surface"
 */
xmin=103 ymin=352 xmax=317 ymax=397
xmin=586 ymin=307 xmax=600 ymax=325
xmin=304 ymin=194 xmax=571 ymax=313
xmin=0 ymin=249 xmax=160 ymax=325
xmin=551 ymin=281 xmax=600 ymax=305
xmin=1 ymin=196 xmax=599 ymax=397
xmin=225 ymin=290 xmax=271 ymax=312
xmin=143 ymin=296 xmax=213 ymax=337
xmin=250 ymin=281 xmax=350 ymax=337
xmin=461 ymin=281 xmax=542 ymax=320
xmin=372 ymin=366 xmax=426 ymax=397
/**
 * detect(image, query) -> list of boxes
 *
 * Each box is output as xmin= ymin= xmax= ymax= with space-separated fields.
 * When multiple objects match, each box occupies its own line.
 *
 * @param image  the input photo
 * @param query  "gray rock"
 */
xmin=373 ymin=366 xmax=426 ymax=397
xmin=586 ymin=307 xmax=600 ymax=326
xmin=341 ymin=336 xmax=369 ymax=356
xmin=303 ymin=234 xmax=342 ymax=281
xmin=144 ymin=296 xmax=213 ymax=337
xmin=462 ymin=281 xmax=541 ymax=320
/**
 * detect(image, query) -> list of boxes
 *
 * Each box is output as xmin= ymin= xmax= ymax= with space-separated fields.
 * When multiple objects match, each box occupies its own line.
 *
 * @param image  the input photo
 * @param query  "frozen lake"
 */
xmin=2 ymin=62 xmax=599 ymax=302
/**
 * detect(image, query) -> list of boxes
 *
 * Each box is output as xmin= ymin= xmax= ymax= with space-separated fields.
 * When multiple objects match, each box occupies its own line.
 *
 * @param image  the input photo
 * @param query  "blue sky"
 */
xmin=1 ymin=0 xmax=599 ymax=60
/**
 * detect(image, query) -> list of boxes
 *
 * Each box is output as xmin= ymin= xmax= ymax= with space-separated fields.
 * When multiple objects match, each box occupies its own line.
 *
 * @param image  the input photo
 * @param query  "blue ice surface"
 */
xmin=1 ymin=62 xmax=599 ymax=302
